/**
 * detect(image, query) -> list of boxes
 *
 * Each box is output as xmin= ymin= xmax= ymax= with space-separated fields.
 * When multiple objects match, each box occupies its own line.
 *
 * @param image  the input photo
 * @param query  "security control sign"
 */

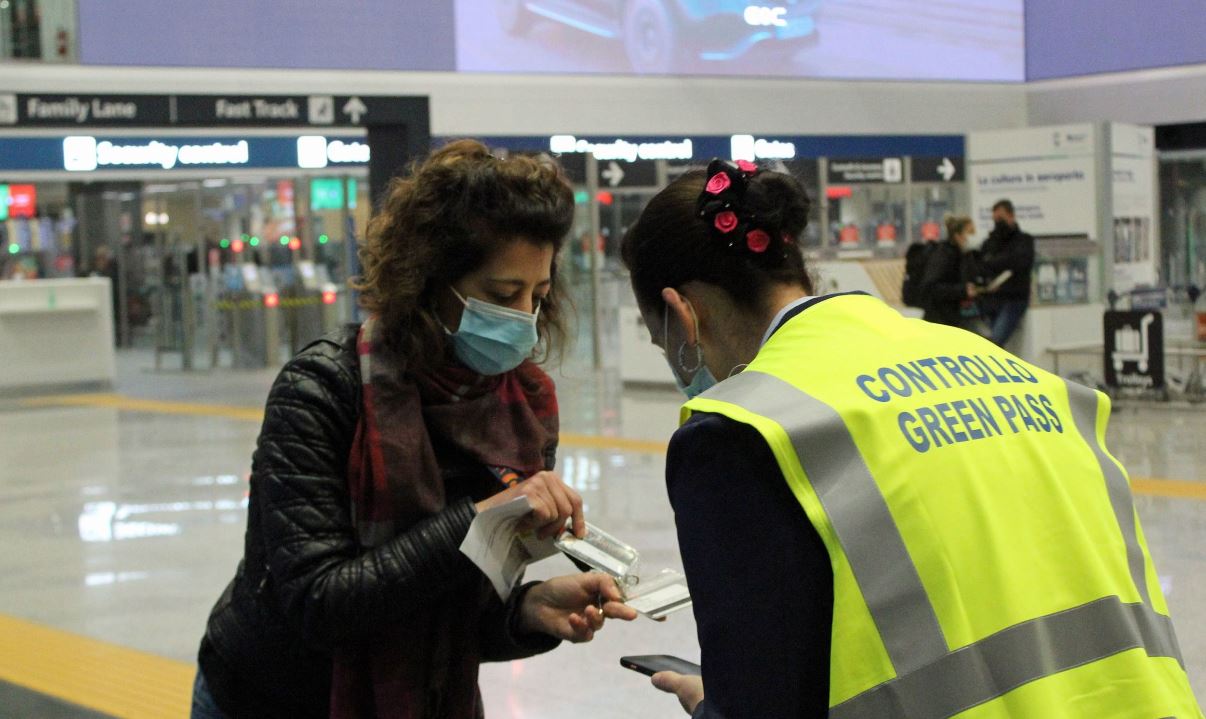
xmin=0 ymin=134 xmax=370 ymax=173
xmin=828 ymin=157 xmax=904 ymax=184
xmin=1104 ymin=311 xmax=1164 ymax=390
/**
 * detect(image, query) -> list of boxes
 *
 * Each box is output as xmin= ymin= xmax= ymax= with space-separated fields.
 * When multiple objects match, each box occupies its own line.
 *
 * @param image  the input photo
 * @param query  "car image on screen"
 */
xmin=497 ymin=0 xmax=821 ymax=74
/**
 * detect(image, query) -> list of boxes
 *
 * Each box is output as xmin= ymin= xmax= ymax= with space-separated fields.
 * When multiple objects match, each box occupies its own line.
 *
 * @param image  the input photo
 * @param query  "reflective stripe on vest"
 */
xmin=700 ymin=370 xmax=1183 ymax=719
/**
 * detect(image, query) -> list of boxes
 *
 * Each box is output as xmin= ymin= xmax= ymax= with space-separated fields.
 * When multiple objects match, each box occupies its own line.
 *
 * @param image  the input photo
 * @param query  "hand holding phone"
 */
xmin=620 ymin=654 xmax=702 ymax=677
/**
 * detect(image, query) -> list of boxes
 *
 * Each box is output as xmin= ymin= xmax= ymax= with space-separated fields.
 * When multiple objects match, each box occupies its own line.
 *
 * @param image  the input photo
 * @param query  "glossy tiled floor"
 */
xmin=0 ymin=343 xmax=1204 ymax=717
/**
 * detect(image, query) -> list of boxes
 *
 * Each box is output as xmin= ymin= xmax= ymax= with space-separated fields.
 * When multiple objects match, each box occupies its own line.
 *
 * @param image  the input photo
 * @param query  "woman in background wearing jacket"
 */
xmin=920 ymin=214 xmax=979 ymax=328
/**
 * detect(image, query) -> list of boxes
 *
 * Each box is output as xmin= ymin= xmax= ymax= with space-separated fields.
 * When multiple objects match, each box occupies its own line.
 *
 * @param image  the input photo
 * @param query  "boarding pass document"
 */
xmin=459 ymin=497 xmax=559 ymax=600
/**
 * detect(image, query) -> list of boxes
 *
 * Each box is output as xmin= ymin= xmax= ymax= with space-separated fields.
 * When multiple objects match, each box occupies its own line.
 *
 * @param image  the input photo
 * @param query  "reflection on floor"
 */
xmin=0 ymin=349 xmax=1203 ymax=717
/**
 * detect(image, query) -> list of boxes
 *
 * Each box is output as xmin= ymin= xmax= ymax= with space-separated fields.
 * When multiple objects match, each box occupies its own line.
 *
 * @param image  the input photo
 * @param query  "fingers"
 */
xmin=584 ymin=604 xmax=606 ymax=631
xmin=546 ymin=484 xmax=574 ymax=538
xmin=602 ymin=600 xmax=639 ymax=621
xmin=566 ymin=613 xmax=595 ymax=643
xmin=527 ymin=472 xmax=584 ymax=539
xmin=568 ymin=487 xmax=585 ymax=538
xmin=522 ymin=482 xmax=559 ymax=538
xmin=651 ymin=671 xmax=682 ymax=693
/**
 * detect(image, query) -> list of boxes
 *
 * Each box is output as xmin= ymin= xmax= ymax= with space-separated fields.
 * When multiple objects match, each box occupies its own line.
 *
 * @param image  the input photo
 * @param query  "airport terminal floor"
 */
xmin=0 ymin=339 xmax=1203 ymax=718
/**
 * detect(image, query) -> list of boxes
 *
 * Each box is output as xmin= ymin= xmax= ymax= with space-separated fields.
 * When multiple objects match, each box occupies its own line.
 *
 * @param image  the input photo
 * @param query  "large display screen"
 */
xmin=77 ymin=0 xmax=1024 ymax=82
xmin=77 ymin=0 xmax=456 ymax=71
xmin=456 ymin=0 xmax=1024 ymax=81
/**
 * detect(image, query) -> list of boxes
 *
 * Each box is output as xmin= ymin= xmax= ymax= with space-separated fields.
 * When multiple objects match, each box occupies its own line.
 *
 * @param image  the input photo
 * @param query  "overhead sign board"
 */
xmin=1 ymin=93 xmax=171 ymax=126
xmin=597 ymin=159 xmax=658 ymax=188
xmin=911 ymin=156 xmax=965 ymax=183
xmin=827 ymin=157 xmax=905 ymax=184
xmin=0 ymin=134 xmax=370 ymax=173
xmin=0 ymin=93 xmax=426 ymax=128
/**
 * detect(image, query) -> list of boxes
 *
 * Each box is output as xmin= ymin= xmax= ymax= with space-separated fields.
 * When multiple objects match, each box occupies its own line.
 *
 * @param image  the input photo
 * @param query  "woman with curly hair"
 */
xmin=192 ymin=140 xmax=636 ymax=719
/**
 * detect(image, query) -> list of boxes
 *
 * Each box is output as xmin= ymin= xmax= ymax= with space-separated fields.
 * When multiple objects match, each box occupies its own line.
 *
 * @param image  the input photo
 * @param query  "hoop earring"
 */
xmin=678 ymin=342 xmax=702 ymax=374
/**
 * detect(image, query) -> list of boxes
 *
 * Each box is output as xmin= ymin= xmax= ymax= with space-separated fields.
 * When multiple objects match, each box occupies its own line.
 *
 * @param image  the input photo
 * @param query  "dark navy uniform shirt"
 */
xmin=671 ymin=296 xmax=853 ymax=718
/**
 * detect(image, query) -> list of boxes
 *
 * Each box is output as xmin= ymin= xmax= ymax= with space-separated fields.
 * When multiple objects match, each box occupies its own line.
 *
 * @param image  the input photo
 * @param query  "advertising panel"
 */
xmin=967 ymin=124 xmax=1099 ymax=306
xmin=1109 ymin=124 xmax=1157 ymax=293
xmin=76 ymin=0 xmax=1020 ymax=81
xmin=968 ymin=125 xmax=1097 ymax=236
xmin=456 ymin=0 xmax=1023 ymax=80
xmin=77 ymin=0 xmax=456 ymax=71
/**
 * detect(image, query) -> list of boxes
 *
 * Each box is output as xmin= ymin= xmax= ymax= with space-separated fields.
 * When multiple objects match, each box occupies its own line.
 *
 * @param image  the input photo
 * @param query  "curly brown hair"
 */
xmin=353 ymin=140 xmax=575 ymax=371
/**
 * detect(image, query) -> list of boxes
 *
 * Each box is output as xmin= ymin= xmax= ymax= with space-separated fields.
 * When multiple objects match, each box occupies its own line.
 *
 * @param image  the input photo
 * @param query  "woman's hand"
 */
xmin=518 ymin=572 xmax=638 ymax=643
xmin=652 ymin=672 xmax=705 ymax=715
xmin=475 ymin=470 xmax=585 ymax=539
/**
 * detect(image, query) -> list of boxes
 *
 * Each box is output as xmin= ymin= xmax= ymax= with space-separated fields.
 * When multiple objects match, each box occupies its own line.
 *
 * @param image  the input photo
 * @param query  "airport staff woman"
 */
xmin=621 ymin=159 xmax=1201 ymax=718
xmin=193 ymin=141 xmax=635 ymax=719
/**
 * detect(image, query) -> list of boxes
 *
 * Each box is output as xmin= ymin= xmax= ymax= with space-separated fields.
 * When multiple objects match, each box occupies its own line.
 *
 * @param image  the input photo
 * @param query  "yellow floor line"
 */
xmin=559 ymin=432 xmax=669 ymax=454
xmin=21 ymin=393 xmax=265 ymax=422
xmin=20 ymin=393 xmax=1206 ymax=500
xmin=1132 ymin=477 xmax=1206 ymax=501
xmin=0 ymin=613 xmax=193 ymax=719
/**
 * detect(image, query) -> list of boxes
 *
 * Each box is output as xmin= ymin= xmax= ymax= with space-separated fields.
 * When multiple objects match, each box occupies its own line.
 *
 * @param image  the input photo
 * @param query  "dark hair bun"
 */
xmin=745 ymin=171 xmax=811 ymax=243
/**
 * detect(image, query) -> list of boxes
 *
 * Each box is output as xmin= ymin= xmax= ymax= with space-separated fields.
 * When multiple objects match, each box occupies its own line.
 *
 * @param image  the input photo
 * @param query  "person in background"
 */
xmin=620 ymin=159 xmax=1200 ymax=718
xmin=976 ymin=199 xmax=1035 ymax=347
xmin=89 ymin=244 xmax=121 ymax=342
xmin=919 ymin=215 xmax=978 ymax=328
xmin=191 ymin=141 xmax=636 ymax=719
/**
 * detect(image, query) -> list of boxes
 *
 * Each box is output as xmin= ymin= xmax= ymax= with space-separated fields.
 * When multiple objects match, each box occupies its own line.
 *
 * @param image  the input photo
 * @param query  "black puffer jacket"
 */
xmin=920 ymin=239 xmax=972 ymax=328
xmin=197 ymin=326 xmax=559 ymax=719
xmin=975 ymin=223 xmax=1035 ymax=305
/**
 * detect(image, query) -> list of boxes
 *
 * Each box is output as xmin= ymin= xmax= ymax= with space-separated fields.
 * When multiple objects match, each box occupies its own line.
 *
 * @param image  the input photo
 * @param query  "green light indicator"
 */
xmin=249 ymin=237 xmax=260 ymax=247
xmin=7 ymin=243 xmax=19 ymax=255
xmin=318 ymin=234 xmax=329 ymax=245
xmin=573 ymin=190 xmax=589 ymax=204
xmin=219 ymin=238 xmax=230 ymax=249
xmin=280 ymin=235 xmax=290 ymax=246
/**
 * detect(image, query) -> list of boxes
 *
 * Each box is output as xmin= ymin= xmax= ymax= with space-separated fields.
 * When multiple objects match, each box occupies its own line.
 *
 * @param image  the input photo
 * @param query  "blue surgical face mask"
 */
xmin=676 ymin=363 xmax=718 ymax=400
xmin=664 ymin=303 xmax=718 ymax=400
xmin=448 ymin=288 xmax=539 ymax=375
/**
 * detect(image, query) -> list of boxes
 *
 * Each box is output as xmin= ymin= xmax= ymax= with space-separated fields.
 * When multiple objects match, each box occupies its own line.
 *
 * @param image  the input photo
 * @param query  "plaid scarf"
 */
xmin=330 ymin=317 xmax=558 ymax=719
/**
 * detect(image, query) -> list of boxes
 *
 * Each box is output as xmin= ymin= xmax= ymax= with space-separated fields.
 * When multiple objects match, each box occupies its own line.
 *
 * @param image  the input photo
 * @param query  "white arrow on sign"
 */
xmin=601 ymin=161 xmax=625 ymax=187
xmin=342 ymin=96 xmax=368 ymax=124
xmin=938 ymin=157 xmax=957 ymax=181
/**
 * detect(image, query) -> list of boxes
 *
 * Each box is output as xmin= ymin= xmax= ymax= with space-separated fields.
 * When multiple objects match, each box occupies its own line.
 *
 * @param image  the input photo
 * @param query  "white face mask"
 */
xmin=964 ymin=231 xmax=984 ymax=250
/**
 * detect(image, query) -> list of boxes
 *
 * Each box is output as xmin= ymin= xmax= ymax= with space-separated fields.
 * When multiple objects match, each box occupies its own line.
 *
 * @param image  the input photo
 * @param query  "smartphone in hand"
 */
xmin=621 ymin=655 xmax=702 ymax=677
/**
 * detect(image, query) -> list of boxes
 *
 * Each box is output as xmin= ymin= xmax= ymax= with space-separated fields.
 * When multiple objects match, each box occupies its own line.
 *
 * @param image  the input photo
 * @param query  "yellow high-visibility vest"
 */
xmin=683 ymin=294 xmax=1201 ymax=718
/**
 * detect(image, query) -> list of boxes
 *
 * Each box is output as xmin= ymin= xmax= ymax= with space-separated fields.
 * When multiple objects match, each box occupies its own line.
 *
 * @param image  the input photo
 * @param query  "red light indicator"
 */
xmin=264 ymin=293 xmax=280 ymax=309
xmin=288 ymin=237 xmax=302 ymax=251
xmin=231 ymin=239 xmax=245 ymax=253
xmin=322 ymin=290 xmax=337 ymax=305
xmin=8 ymin=185 xmax=36 ymax=218
xmin=826 ymin=186 xmax=853 ymax=200
xmin=596 ymin=191 xmax=614 ymax=206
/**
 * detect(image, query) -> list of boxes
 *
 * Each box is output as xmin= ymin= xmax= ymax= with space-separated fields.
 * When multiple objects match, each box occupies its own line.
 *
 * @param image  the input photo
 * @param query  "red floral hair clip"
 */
xmin=695 ymin=158 xmax=784 ymax=257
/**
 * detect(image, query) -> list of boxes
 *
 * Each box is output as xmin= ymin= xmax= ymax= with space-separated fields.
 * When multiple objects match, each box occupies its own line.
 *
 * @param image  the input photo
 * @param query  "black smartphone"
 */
xmin=620 ymin=655 xmax=702 ymax=677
